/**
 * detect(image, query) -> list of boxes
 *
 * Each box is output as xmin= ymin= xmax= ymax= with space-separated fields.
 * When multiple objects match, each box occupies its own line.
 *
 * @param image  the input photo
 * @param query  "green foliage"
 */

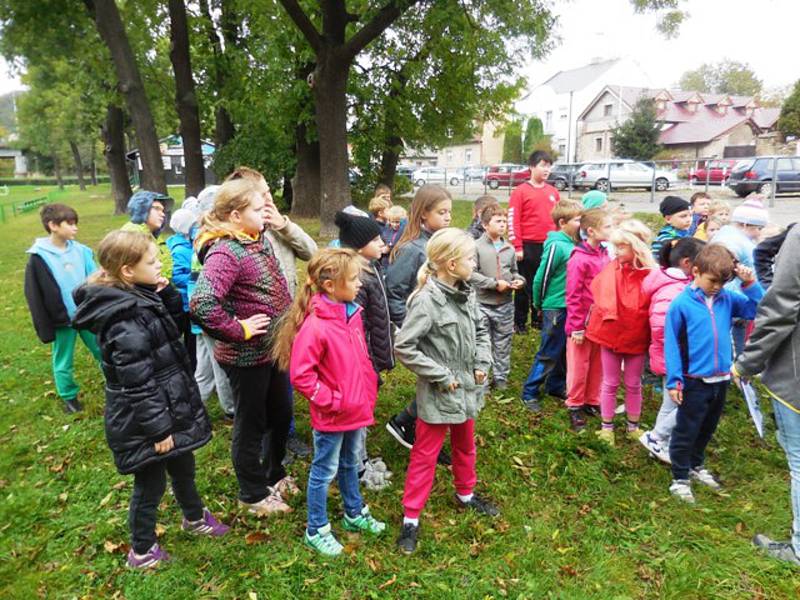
xmin=502 ymin=119 xmax=524 ymax=164
xmin=612 ymin=98 xmax=663 ymax=160
xmin=523 ymin=117 xmax=544 ymax=158
xmin=777 ymin=80 xmax=800 ymax=138
xmin=678 ymin=60 xmax=763 ymax=96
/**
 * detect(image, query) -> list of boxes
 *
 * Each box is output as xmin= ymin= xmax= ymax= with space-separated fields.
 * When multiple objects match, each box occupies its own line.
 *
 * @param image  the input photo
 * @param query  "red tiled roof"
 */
xmin=658 ymin=106 xmax=754 ymax=145
xmin=752 ymin=107 xmax=781 ymax=129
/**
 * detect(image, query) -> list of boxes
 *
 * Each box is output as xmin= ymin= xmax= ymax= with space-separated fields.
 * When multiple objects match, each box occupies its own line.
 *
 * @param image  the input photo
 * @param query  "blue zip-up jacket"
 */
xmin=664 ymin=281 xmax=764 ymax=390
xmin=166 ymin=233 xmax=193 ymax=311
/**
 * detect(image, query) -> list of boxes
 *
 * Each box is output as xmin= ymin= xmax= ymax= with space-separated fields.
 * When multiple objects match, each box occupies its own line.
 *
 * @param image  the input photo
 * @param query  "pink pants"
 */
xmin=402 ymin=419 xmax=476 ymax=519
xmin=566 ymin=338 xmax=602 ymax=408
xmin=599 ymin=348 xmax=646 ymax=422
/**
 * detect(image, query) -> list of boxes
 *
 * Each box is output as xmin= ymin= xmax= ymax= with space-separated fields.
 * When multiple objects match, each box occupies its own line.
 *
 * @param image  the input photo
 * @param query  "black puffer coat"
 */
xmin=72 ymin=283 xmax=211 ymax=474
xmin=356 ymin=260 xmax=395 ymax=373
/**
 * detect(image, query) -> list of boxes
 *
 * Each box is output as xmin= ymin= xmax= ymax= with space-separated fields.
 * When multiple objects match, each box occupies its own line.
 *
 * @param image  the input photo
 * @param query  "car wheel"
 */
xmin=449 ymin=177 xmax=460 ymax=186
xmin=735 ymin=189 xmax=749 ymax=198
xmin=689 ymin=176 xmax=698 ymax=185
xmin=654 ymin=177 xmax=669 ymax=192
xmin=595 ymin=178 xmax=610 ymax=193
xmin=554 ymin=178 xmax=566 ymax=191
xmin=488 ymin=180 xmax=500 ymax=190
xmin=415 ymin=179 xmax=425 ymax=187
xmin=758 ymin=181 xmax=773 ymax=197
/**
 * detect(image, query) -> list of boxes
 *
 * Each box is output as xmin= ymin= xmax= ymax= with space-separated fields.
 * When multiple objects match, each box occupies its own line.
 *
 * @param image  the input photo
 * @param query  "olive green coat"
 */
xmin=394 ymin=277 xmax=492 ymax=424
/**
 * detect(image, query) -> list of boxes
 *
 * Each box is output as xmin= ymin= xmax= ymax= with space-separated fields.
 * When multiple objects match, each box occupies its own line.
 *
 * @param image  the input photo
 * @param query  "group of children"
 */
xmin=22 ymin=151 xmax=794 ymax=567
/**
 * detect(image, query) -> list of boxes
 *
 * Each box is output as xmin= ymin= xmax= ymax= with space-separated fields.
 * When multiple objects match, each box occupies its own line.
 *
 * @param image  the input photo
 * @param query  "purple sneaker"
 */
xmin=181 ymin=508 xmax=230 ymax=536
xmin=126 ymin=543 xmax=171 ymax=569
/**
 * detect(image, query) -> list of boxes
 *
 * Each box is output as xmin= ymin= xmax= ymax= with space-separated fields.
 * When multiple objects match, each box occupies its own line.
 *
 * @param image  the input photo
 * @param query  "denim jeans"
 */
xmin=522 ymin=309 xmax=567 ymax=401
xmin=772 ymin=399 xmax=800 ymax=556
xmin=653 ymin=377 xmax=678 ymax=442
xmin=731 ymin=319 xmax=748 ymax=360
xmin=307 ymin=429 xmax=364 ymax=535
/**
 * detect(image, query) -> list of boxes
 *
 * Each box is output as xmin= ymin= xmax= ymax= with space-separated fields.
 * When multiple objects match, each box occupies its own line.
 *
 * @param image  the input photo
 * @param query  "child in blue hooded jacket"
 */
xmin=167 ymin=207 xmax=199 ymax=369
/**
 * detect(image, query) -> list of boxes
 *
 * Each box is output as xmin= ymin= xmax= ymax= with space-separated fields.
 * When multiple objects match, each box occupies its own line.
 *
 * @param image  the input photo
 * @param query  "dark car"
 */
xmin=727 ymin=156 xmax=800 ymax=197
xmin=547 ymin=163 xmax=581 ymax=191
xmin=396 ymin=165 xmax=415 ymax=181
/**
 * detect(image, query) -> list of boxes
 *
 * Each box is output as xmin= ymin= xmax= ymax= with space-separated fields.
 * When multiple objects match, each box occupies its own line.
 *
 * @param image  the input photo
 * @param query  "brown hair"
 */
xmin=374 ymin=183 xmax=392 ymax=198
xmin=580 ymin=208 xmax=608 ymax=233
xmin=89 ymin=230 xmax=154 ymax=288
xmin=272 ymin=248 xmax=362 ymax=370
xmin=694 ymin=243 xmax=736 ymax=281
xmin=473 ymin=194 xmax=499 ymax=218
xmin=368 ymin=195 xmax=393 ymax=217
xmin=390 ymin=184 xmax=452 ymax=262
xmin=225 ymin=166 xmax=265 ymax=183
xmin=690 ymin=191 xmax=711 ymax=205
xmin=480 ymin=203 xmax=506 ymax=224
xmin=40 ymin=203 xmax=78 ymax=233
xmin=551 ymin=200 xmax=582 ymax=227
xmin=197 ymin=178 xmax=262 ymax=242
xmin=386 ymin=205 xmax=407 ymax=220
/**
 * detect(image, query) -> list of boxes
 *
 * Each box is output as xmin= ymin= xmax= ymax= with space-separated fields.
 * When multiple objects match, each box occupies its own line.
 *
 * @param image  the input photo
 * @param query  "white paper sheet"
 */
xmin=740 ymin=380 xmax=764 ymax=439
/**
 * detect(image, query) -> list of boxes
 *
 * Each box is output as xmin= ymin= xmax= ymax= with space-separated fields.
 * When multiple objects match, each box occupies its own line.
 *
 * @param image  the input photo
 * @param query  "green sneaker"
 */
xmin=342 ymin=506 xmax=386 ymax=535
xmin=304 ymin=523 xmax=343 ymax=556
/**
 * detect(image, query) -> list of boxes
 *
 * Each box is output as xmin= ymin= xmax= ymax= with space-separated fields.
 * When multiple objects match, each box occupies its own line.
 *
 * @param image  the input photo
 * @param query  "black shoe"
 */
xmin=582 ymin=404 xmax=600 ymax=418
xmin=569 ymin=409 xmax=587 ymax=432
xmin=397 ymin=523 xmax=419 ymax=554
xmin=63 ymin=398 xmax=83 ymax=414
xmin=222 ymin=412 xmax=235 ymax=424
xmin=522 ymin=398 xmax=542 ymax=413
xmin=436 ymin=448 xmax=452 ymax=466
xmin=287 ymin=435 xmax=312 ymax=458
xmin=386 ymin=416 xmax=415 ymax=449
xmin=514 ymin=324 xmax=528 ymax=335
xmin=548 ymin=389 xmax=567 ymax=401
xmin=455 ymin=493 xmax=500 ymax=517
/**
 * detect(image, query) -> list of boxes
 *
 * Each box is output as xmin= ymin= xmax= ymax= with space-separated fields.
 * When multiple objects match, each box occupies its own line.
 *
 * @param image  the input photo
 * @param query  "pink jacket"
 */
xmin=642 ymin=267 xmax=691 ymax=375
xmin=565 ymin=242 xmax=610 ymax=335
xmin=290 ymin=294 xmax=378 ymax=432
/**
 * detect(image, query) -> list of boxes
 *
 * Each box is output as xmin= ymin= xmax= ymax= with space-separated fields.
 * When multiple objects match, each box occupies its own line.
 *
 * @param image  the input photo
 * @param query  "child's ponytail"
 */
xmin=658 ymin=236 xmax=705 ymax=269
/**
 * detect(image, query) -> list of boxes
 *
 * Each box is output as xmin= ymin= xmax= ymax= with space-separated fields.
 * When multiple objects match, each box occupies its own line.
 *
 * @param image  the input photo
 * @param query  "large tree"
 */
xmin=778 ymin=80 xmax=800 ymax=138
xmin=678 ymin=60 xmax=762 ymax=96
xmin=611 ymin=97 xmax=662 ymax=160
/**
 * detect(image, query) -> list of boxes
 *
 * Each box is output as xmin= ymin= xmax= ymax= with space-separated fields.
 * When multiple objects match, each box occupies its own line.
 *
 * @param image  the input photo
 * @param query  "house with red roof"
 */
xmin=575 ymin=86 xmax=780 ymax=162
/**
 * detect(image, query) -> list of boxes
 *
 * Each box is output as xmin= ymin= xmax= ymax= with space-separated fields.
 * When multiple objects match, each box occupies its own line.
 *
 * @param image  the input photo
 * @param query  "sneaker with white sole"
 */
xmin=126 ymin=543 xmax=171 ymax=569
xmin=240 ymin=489 xmax=292 ymax=517
xmin=753 ymin=534 xmax=800 ymax=566
xmin=181 ymin=508 xmax=230 ymax=536
xmin=638 ymin=431 xmax=671 ymax=464
xmin=342 ymin=505 xmax=386 ymax=534
xmin=274 ymin=475 xmax=300 ymax=497
xmin=669 ymin=479 xmax=695 ymax=504
xmin=304 ymin=523 xmax=343 ymax=556
xmin=689 ymin=467 xmax=722 ymax=492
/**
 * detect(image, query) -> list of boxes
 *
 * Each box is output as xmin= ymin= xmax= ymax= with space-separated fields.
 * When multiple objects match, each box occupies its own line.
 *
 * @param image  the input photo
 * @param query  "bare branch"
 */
xmin=344 ymin=0 xmax=422 ymax=61
xmin=277 ymin=0 xmax=323 ymax=54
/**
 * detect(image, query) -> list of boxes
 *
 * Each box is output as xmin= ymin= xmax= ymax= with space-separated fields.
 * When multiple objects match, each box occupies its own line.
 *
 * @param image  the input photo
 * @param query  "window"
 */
xmin=446 ymin=150 xmax=453 ymax=162
xmin=603 ymin=104 xmax=613 ymax=117
xmin=595 ymin=137 xmax=603 ymax=152
xmin=558 ymin=144 xmax=566 ymax=155
xmin=560 ymin=113 xmax=568 ymax=120
xmin=545 ymin=111 xmax=553 ymax=130
xmin=465 ymin=149 xmax=473 ymax=164
xmin=777 ymin=158 xmax=793 ymax=172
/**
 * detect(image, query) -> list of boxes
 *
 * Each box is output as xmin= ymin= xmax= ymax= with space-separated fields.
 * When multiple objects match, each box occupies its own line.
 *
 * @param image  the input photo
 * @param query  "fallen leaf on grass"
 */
xmin=559 ymin=565 xmax=578 ymax=577
xmin=112 ymin=481 xmax=126 ymax=490
xmin=735 ymin=522 xmax=745 ymax=534
xmin=98 ymin=492 xmax=113 ymax=507
xmin=102 ymin=540 xmax=129 ymax=554
xmin=155 ymin=524 xmax=166 ymax=537
xmin=378 ymin=575 xmax=397 ymax=590
xmin=245 ymin=531 xmax=269 ymax=545
xmin=247 ymin=593 xmax=257 ymax=600
xmin=58 ymin=492 xmax=68 ymax=503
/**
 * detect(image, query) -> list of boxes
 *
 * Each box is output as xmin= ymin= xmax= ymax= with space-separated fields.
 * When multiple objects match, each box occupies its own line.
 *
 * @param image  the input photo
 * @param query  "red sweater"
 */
xmin=508 ymin=181 xmax=560 ymax=250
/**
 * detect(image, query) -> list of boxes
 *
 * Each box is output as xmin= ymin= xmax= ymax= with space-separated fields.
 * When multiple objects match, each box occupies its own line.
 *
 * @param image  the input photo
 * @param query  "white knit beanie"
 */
xmin=197 ymin=185 xmax=220 ymax=214
xmin=731 ymin=197 xmax=768 ymax=227
xmin=169 ymin=208 xmax=197 ymax=235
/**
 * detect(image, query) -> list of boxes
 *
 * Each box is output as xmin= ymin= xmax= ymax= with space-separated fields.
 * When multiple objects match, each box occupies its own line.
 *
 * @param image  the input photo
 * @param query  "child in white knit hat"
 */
xmin=167 ymin=207 xmax=201 ymax=368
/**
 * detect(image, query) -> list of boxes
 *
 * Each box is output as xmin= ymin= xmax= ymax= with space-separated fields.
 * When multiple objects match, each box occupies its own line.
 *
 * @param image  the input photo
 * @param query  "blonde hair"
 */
xmin=272 ymin=248 xmax=362 ymax=370
xmin=408 ymin=228 xmax=475 ymax=304
xmin=368 ymin=195 xmax=393 ymax=217
xmin=708 ymin=199 xmax=731 ymax=218
xmin=89 ymin=230 xmax=155 ymax=288
xmin=610 ymin=219 xmax=656 ymax=269
xmin=551 ymin=199 xmax=582 ymax=227
xmin=386 ymin=205 xmax=407 ymax=221
xmin=197 ymin=178 xmax=262 ymax=242
xmin=580 ymin=208 xmax=609 ymax=233
xmin=225 ymin=165 xmax=265 ymax=183
xmin=390 ymin=184 xmax=452 ymax=262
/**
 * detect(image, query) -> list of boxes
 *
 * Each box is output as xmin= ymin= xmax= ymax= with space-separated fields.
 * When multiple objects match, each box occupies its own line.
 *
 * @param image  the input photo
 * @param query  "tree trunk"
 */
xmin=85 ymin=0 xmax=166 ymax=194
xmin=378 ymin=135 xmax=403 ymax=188
xmin=102 ymin=105 xmax=133 ymax=214
xmin=282 ymin=172 xmax=294 ymax=210
xmin=198 ymin=0 xmax=236 ymax=149
xmin=168 ymin=0 xmax=205 ymax=198
xmin=291 ymin=121 xmax=321 ymax=219
xmin=53 ymin=155 xmax=64 ymax=190
xmin=69 ymin=141 xmax=87 ymax=191
xmin=90 ymin=141 xmax=98 ymax=186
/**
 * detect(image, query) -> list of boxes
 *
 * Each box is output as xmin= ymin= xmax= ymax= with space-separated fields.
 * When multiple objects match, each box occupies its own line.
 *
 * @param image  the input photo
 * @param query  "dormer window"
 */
xmin=687 ymin=100 xmax=699 ymax=113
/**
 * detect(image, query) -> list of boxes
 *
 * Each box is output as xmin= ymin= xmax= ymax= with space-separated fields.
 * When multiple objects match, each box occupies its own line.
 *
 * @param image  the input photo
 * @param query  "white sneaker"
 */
xmin=239 ymin=489 xmax=293 ymax=516
xmin=689 ymin=467 xmax=722 ymax=492
xmin=615 ymin=404 xmax=625 ymax=415
xmin=669 ymin=479 xmax=695 ymax=504
xmin=638 ymin=431 xmax=671 ymax=464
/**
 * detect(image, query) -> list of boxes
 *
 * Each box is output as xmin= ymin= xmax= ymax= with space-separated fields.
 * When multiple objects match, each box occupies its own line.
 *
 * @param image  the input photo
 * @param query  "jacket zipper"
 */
xmin=697 ymin=289 xmax=720 ymax=374
xmin=374 ymin=270 xmax=395 ymax=367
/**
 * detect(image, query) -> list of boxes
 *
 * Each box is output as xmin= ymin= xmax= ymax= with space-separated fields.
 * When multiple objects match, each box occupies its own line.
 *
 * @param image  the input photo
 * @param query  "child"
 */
xmin=581 ymin=190 xmax=608 ymax=211
xmin=587 ymin=220 xmax=656 ymax=445
xmin=651 ymin=196 xmax=692 ymax=259
xmin=72 ymin=230 xmax=228 ymax=569
xmin=695 ymin=200 xmax=731 ymax=242
xmin=272 ymin=248 xmax=386 ymax=556
xmin=467 ymin=195 xmax=500 ymax=239
xmin=24 ymin=204 xmax=101 ymax=413
xmin=664 ymin=244 xmax=764 ymax=503
xmin=509 ymin=150 xmax=560 ymax=332
xmin=368 ymin=194 xmax=393 ymax=226
xmin=190 ymin=178 xmax=297 ymax=517
xmin=639 ymin=237 xmax=706 ymax=463
xmin=754 ymin=222 xmax=796 ymax=288
xmin=122 ymin=190 xmax=174 ymax=279
xmin=469 ymin=204 xmax=525 ymax=390
xmin=385 ymin=184 xmax=453 ymax=450
xmin=695 ymin=215 xmax=723 ymax=241
xmin=381 ymin=205 xmax=407 ymax=267
xmin=394 ymin=228 xmax=496 ymax=555
xmin=688 ymin=192 xmax=711 ymax=236
xmin=522 ymin=200 xmax=582 ymax=413
xmin=167 ymin=208 xmax=198 ymax=369
xmin=564 ymin=209 xmax=612 ymax=430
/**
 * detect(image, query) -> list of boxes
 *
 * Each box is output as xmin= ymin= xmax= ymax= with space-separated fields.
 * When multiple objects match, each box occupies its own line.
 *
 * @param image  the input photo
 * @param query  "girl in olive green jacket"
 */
xmin=394 ymin=228 xmax=498 ymax=555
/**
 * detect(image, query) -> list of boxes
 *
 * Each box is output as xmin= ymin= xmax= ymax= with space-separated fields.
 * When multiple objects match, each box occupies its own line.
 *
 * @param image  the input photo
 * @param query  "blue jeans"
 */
xmin=772 ymin=399 xmax=800 ymax=556
xmin=307 ymin=429 xmax=364 ymax=535
xmin=522 ymin=309 xmax=567 ymax=401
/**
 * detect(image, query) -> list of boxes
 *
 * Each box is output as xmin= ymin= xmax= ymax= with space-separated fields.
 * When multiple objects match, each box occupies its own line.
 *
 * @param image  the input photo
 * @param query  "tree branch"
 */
xmin=343 ymin=0 xmax=422 ymax=61
xmin=278 ymin=0 xmax=323 ymax=54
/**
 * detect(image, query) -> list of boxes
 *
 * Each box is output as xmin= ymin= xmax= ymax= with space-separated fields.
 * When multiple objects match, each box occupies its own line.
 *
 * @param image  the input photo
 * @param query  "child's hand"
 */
xmin=495 ymin=280 xmax=510 ymax=292
xmin=154 ymin=435 xmax=174 ymax=454
xmin=474 ymin=370 xmax=487 ymax=385
xmin=515 ymin=250 xmax=524 ymax=261
xmin=510 ymin=279 xmax=524 ymax=290
xmin=263 ymin=204 xmax=287 ymax=230
xmin=668 ymin=388 xmax=683 ymax=405
xmin=446 ymin=380 xmax=460 ymax=392
xmin=155 ymin=276 xmax=170 ymax=292
xmin=239 ymin=314 xmax=271 ymax=337
xmin=735 ymin=264 xmax=756 ymax=285
xmin=570 ymin=331 xmax=585 ymax=345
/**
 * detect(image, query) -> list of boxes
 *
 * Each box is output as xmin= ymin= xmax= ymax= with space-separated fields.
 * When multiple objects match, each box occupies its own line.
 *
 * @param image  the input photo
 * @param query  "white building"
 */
xmin=516 ymin=57 xmax=652 ymax=163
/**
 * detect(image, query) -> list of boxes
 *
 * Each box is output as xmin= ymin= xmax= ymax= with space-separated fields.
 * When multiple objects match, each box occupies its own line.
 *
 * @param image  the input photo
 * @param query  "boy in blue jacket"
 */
xmin=664 ymin=244 xmax=764 ymax=504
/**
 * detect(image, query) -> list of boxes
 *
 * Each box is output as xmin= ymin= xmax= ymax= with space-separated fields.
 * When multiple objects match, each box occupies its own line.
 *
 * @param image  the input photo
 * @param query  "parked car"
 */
xmin=690 ymin=159 xmax=738 ymax=185
xmin=483 ymin=164 xmax=530 ymax=189
xmin=457 ymin=165 xmax=487 ymax=182
xmin=727 ymin=156 xmax=800 ymax=197
xmin=547 ymin=163 xmax=581 ymax=191
xmin=412 ymin=166 xmax=460 ymax=187
xmin=396 ymin=165 xmax=416 ymax=181
xmin=573 ymin=160 xmax=675 ymax=192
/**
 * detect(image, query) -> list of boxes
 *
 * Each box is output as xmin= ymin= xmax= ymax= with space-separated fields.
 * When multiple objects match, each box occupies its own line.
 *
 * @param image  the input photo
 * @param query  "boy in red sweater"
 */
xmin=509 ymin=150 xmax=560 ymax=332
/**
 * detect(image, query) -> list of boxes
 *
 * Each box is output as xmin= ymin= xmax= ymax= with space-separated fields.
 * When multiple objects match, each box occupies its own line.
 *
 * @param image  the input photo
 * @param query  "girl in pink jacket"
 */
xmin=638 ymin=237 xmax=705 ymax=463
xmin=272 ymin=249 xmax=385 ymax=557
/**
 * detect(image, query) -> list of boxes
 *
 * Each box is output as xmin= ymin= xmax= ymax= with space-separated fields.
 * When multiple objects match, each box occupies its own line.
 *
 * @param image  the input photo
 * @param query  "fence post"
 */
xmin=606 ymin=161 xmax=611 ymax=194
xmin=650 ymin=161 xmax=656 ymax=204
xmin=704 ymin=159 xmax=710 ymax=194
xmin=770 ymin=157 xmax=777 ymax=208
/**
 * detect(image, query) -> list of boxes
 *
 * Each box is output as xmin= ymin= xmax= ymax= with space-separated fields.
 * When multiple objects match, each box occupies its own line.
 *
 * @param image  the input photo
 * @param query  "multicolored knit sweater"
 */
xmin=190 ymin=233 xmax=292 ymax=368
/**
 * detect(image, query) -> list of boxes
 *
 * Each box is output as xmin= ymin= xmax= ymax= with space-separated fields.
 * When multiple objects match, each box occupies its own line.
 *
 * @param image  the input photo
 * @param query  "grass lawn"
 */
xmin=0 ymin=184 xmax=797 ymax=598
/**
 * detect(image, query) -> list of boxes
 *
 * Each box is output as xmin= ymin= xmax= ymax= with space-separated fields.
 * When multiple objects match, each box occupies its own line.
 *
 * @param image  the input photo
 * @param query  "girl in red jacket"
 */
xmin=586 ymin=220 xmax=656 ymax=446
xmin=273 ymin=249 xmax=385 ymax=557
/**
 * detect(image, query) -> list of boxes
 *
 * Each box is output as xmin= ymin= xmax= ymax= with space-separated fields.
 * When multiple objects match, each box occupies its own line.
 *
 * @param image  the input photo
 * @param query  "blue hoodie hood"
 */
xmin=27 ymin=238 xmax=96 ymax=318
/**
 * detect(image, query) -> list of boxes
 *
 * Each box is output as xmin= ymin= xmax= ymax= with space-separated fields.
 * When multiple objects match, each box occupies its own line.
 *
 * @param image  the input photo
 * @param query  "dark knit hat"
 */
xmin=335 ymin=210 xmax=383 ymax=250
xmin=659 ymin=195 xmax=690 ymax=217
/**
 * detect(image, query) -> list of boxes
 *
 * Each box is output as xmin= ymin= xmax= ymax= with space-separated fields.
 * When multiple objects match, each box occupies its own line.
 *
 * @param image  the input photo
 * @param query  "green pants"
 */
xmin=52 ymin=327 xmax=101 ymax=402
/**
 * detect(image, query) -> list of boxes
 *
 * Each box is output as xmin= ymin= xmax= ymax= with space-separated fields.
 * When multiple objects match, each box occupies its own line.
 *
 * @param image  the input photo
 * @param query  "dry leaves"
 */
xmin=244 ymin=531 xmax=269 ymax=545
xmin=378 ymin=575 xmax=397 ymax=590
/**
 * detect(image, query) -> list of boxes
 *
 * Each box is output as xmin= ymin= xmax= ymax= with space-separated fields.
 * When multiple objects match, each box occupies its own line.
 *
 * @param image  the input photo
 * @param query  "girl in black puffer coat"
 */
xmin=72 ymin=230 xmax=228 ymax=570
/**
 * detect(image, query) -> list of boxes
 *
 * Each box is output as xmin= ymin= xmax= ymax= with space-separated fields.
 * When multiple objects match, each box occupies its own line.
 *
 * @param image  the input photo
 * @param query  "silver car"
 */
xmin=574 ymin=160 xmax=676 ymax=192
xmin=412 ymin=166 xmax=461 ymax=187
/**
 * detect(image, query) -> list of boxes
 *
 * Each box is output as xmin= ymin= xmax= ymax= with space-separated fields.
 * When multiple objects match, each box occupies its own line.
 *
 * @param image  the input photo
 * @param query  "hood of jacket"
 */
xmin=643 ymin=267 xmax=690 ymax=297
xmin=309 ymin=293 xmax=362 ymax=323
xmin=27 ymin=238 xmax=95 ymax=318
xmin=166 ymin=233 xmax=192 ymax=253
xmin=571 ymin=240 xmax=606 ymax=260
xmin=72 ymin=283 xmax=160 ymax=335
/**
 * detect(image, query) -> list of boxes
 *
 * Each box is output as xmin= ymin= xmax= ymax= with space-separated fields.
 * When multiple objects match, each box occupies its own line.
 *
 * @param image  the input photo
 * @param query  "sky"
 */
xmin=1 ymin=0 xmax=797 ymax=96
